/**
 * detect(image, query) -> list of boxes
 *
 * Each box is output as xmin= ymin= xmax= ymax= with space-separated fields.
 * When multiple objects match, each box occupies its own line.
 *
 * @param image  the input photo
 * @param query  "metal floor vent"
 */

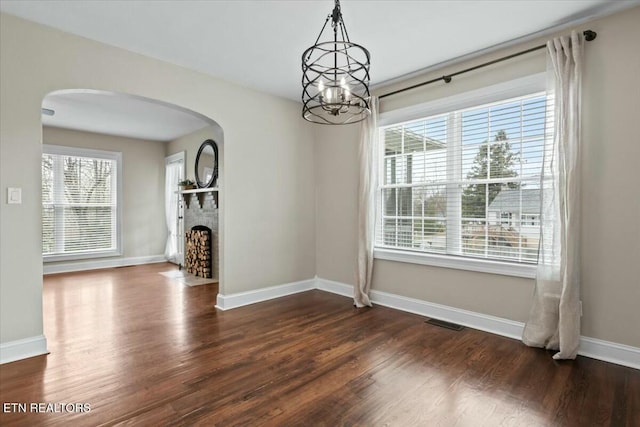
xmin=425 ymin=318 xmax=464 ymax=331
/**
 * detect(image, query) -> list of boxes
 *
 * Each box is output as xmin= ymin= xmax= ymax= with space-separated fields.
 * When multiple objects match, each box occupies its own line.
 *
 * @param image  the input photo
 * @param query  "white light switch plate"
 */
xmin=7 ymin=187 xmax=22 ymax=204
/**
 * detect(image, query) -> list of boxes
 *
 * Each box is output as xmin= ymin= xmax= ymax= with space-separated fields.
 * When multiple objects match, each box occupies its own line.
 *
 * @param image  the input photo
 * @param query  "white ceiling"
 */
xmin=2 ymin=0 xmax=638 ymax=103
xmin=42 ymin=91 xmax=212 ymax=141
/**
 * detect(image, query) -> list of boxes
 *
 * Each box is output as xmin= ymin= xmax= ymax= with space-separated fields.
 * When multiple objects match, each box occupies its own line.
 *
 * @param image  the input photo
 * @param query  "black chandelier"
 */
xmin=301 ymin=0 xmax=371 ymax=125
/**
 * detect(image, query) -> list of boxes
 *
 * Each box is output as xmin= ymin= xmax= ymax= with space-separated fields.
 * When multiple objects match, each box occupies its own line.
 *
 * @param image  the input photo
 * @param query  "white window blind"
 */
xmin=42 ymin=145 xmax=121 ymax=260
xmin=377 ymin=92 xmax=551 ymax=265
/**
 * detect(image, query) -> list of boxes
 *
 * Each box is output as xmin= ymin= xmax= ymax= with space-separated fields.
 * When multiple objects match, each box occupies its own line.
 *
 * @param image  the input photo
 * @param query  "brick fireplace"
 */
xmin=181 ymin=191 xmax=219 ymax=282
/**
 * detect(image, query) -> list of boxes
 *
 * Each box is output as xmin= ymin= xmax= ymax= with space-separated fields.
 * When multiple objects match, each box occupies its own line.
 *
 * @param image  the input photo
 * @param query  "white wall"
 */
xmin=314 ymin=7 xmax=640 ymax=348
xmin=0 ymin=13 xmax=316 ymax=346
xmin=42 ymin=126 xmax=167 ymax=265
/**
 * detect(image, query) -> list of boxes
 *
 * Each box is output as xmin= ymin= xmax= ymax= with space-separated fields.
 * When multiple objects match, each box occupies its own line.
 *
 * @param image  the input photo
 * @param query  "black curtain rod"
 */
xmin=378 ymin=30 xmax=597 ymax=100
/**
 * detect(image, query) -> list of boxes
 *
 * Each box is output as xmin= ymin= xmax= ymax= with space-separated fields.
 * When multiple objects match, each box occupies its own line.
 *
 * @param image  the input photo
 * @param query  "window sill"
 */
xmin=373 ymin=248 xmax=537 ymax=279
xmin=43 ymin=250 xmax=121 ymax=263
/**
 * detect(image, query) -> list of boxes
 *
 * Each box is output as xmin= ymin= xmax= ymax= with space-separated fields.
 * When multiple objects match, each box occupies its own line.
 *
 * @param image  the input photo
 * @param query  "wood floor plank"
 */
xmin=1 ymin=263 xmax=638 ymax=426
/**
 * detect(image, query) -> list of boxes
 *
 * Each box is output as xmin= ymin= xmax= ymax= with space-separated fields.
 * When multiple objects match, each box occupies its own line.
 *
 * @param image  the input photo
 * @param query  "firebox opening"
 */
xmin=185 ymin=225 xmax=212 ymax=279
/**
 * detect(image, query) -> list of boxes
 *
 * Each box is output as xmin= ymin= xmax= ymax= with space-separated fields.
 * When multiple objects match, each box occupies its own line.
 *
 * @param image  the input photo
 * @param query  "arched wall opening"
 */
xmin=39 ymin=89 xmax=226 ymax=350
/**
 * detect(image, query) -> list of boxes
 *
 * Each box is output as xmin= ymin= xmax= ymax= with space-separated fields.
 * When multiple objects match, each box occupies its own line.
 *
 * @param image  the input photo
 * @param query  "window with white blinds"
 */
xmin=42 ymin=145 xmax=122 ymax=260
xmin=377 ymin=91 xmax=551 ymax=266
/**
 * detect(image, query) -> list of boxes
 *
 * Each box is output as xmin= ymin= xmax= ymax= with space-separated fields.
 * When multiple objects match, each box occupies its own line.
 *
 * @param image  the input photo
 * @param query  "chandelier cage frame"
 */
xmin=301 ymin=0 xmax=371 ymax=125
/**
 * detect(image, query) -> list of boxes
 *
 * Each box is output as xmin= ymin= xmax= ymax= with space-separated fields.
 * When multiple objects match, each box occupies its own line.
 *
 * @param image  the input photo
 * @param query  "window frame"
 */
xmin=374 ymin=73 xmax=546 ymax=278
xmin=42 ymin=144 xmax=123 ymax=262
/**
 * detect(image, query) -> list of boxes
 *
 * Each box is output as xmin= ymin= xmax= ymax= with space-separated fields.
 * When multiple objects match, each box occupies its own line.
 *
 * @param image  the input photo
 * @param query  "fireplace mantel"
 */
xmin=179 ymin=187 xmax=219 ymax=209
xmin=179 ymin=187 xmax=219 ymax=194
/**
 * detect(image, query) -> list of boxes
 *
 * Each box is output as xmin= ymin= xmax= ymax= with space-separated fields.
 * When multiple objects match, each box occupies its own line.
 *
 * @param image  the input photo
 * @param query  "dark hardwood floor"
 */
xmin=0 ymin=263 xmax=638 ymax=426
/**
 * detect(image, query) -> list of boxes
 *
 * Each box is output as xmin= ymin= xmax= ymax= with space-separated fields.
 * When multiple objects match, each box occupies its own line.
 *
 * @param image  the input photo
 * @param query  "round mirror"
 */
xmin=195 ymin=139 xmax=219 ymax=188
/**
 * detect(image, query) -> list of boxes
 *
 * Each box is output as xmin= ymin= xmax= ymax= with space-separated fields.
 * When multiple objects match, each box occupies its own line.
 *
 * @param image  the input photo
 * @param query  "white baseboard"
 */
xmin=315 ymin=278 xmax=523 ymax=339
xmin=578 ymin=337 xmax=640 ymax=370
xmin=315 ymin=276 xmax=353 ymax=298
xmin=371 ymin=288 xmax=526 ymax=340
xmin=0 ymin=335 xmax=48 ymax=365
xmin=43 ymin=255 xmax=167 ymax=274
xmin=315 ymin=277 xmax=640 ymax=370
xmin=215 ymin=278 xmax=316 ymax=310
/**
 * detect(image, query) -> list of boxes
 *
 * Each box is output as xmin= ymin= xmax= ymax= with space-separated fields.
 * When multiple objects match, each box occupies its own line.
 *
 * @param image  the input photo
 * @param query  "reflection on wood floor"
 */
xmin=0 ymin=263 xmax=638 ymax=426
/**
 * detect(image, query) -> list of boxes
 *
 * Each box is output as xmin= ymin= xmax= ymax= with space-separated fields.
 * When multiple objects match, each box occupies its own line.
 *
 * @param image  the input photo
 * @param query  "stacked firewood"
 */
xmin=185 ymin=229 xmax=211 ymax=278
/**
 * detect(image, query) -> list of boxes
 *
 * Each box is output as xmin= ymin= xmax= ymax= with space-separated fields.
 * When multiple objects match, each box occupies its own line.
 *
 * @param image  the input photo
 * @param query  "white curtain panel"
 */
xmin=523 ymin=31 xmax=583 ymax=359
xmin=164 ymin=161 xmax=182 ymax=262
xmin=355 ymin=96 xmax=379 ymax=307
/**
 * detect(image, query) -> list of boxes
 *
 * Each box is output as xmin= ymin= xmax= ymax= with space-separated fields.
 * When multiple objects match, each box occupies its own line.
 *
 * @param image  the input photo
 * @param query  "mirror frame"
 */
xmin=195 ymin=139 xmax=219 ymax=188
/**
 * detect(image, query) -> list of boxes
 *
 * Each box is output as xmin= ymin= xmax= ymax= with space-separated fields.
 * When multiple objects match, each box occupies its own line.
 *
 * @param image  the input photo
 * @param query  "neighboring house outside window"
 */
xmin=374 ymin=76 xmax=550 ymax=277
xmin=42 ymin=145 xmax=122 ymax=261
xmin=487 ymin=188 xmax=541 ymax=260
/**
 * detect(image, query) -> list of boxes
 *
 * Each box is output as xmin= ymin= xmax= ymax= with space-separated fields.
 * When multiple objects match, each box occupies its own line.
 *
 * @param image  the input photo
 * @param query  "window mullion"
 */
xmin=111 ymin=159 xmax=117 ymax=251
xmin=53 ymin=155 xmax=65 ymax=254
xmin=377 ymin=130 xmax=382 ymax=246
xmin=484 ymin=109 xmax=491 ymax=258
xmin=518 ymin=100 xmax=524 ymax=262
xmin=446 ymin=112 xmax=461 ymax=255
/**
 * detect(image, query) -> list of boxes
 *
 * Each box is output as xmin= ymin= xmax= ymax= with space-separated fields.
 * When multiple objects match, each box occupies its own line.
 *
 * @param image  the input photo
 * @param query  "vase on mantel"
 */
xmin=178 ymin=179 xmax=196 ymax=191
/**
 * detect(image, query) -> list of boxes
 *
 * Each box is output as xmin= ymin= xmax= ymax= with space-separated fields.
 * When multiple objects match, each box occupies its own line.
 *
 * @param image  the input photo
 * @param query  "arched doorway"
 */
xmin=40 ymin=89 xmax=225 ymax=352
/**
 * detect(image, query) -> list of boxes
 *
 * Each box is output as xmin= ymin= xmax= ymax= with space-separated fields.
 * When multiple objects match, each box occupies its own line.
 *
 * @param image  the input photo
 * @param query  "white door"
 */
xmin=165 ymin=152 xmax=185 ymax=265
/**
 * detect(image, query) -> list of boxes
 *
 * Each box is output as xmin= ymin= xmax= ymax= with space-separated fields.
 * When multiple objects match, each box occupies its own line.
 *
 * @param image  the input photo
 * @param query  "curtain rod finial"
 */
xmin=583 ymin=30 xmax=597 ymax=42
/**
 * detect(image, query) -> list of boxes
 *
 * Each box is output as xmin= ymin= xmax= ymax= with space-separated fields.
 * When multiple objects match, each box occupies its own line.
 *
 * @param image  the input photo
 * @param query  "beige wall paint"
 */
xmin=314 ymin=124 xmax=360 ymax=286
xmin=42 ymin=126 xmax=167 ymax=263
xmin=578 ymin=8 xmax=640 ymax=346
xmin=0 ymin=13 xmax=316 ymax=345
xmin=314 ymin=7 xmax=640 ymax=347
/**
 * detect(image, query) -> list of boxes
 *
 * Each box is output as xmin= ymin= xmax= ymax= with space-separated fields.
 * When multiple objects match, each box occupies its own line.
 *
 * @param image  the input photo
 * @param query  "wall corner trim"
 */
xmin=316 ymin=277 xmax=354 ymax=298
xmin=0 ymin=335 xmax=48 ymax=365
